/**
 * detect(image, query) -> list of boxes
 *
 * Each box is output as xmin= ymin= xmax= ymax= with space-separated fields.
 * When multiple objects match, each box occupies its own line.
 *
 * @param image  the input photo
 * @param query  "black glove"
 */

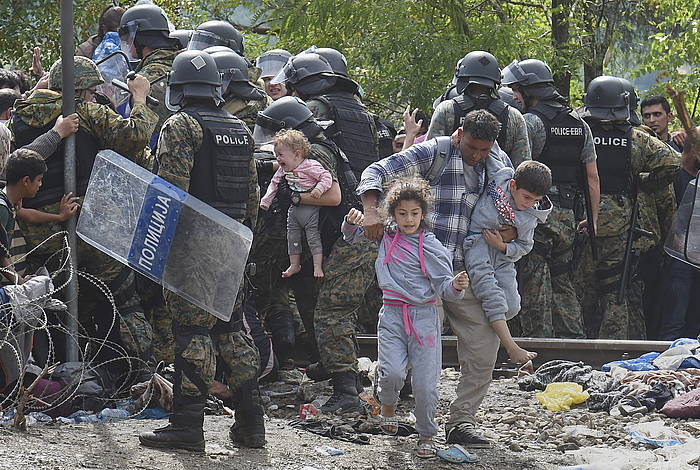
xmin=276 ymin=177 xmax=292 ymax=211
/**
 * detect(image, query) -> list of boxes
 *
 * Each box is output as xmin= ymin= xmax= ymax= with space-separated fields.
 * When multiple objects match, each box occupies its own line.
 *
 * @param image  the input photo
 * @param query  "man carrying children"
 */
xmin=357 ymin=109 xmax=539 ymax=450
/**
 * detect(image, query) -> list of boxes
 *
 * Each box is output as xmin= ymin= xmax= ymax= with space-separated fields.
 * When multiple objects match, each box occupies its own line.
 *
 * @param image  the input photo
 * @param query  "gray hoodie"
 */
xmin=342 ymin=222 xmax=464 ymax=305
xmin=464 ymin=166 xmax=552 ymax=322
xmin=467 ymin=166 xmax=552 ymax=263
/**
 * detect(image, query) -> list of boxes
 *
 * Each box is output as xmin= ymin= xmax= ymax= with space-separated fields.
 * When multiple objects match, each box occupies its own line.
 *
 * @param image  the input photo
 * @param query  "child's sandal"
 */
xmin=379 ymin=415 xmax=399 ymax=435
xmin=416 ymin=440 xmax=436 ymax=458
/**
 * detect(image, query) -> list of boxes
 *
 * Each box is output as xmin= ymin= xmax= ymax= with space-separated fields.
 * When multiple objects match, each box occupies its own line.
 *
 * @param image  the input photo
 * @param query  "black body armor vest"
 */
xmin=313 ymin=92 xmax=379 ymax=179
xmin=451 ymin=94 xmax=510 ymax=147
xmin=12 ymin=113 xmax=99 ymax=209
xmin=183 ymin=106 xmax=253 ymax=222
xmin=529 ymin=103 xmax=586 ymax=187
xmin=589 ymin=122 xmax=632 ymax=195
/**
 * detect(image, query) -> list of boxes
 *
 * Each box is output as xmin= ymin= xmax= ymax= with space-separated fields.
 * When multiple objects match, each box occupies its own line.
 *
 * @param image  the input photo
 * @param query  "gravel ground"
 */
xmin=1 ymin=368 xmax=697 ymax=470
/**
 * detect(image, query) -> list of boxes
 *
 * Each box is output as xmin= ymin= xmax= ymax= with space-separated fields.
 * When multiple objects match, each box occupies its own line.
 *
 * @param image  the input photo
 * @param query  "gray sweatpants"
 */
xmin=287 ymin=204 xmax=322 ymax=255
xmin=377 ymin=303 xmax=441 ymax=439
xmin=464 ymin=235 xmax=520 ymax=319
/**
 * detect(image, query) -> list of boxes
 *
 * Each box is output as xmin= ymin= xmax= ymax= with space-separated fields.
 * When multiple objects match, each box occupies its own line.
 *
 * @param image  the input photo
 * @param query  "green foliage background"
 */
xmin=1 ymin=0 xmax=697 ymax=120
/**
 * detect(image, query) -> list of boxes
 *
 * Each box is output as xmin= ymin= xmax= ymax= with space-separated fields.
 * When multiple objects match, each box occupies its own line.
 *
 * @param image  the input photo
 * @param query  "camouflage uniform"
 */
xmin=517 ymin=112 xmax=596 ymax=338
xmin=580 ymin=128 xmax=680 ymax=339
xmin=134 ymin=47 xmax=181 ymax=139
xmin=305 ymin=99 xmax=379 ymax=373
xmin=8 ymin=88 xmax=158 ymax=366
xmin=156 ymin=111 xmax=259 ymax=397
xmin=427 ymin=100 xmax=531 ymax=166
xmin=223 ymin=95 xmax=272 ymax=131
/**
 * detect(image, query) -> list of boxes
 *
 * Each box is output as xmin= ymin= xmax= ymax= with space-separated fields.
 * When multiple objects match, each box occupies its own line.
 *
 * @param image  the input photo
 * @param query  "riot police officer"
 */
xmin=271 ymin=52 xmax=380 ymax=179
xmin=119 ymin=3 xmax=182 ymax=146
xmin=206 ymin=46 xmax=271 ymax=129
xmin=254 ymin=95 xmax=371 ymax=412
xmin=9 ymin=56 xmax=157 ymax=375
xmin=139 ymin=51 xmax=263 ymax=451
xmin=580 ymin=75 xmax=679 ymax=339
xmin=502 ymin=58 xmax=600 ymax=338
xmin=427 ymin=51 xmax=531 ymax=166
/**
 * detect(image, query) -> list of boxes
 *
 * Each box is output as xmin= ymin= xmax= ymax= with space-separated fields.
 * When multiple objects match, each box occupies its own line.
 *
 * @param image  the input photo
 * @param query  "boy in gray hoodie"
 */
xmin=465 ymin=160 xmax=552 ymax=340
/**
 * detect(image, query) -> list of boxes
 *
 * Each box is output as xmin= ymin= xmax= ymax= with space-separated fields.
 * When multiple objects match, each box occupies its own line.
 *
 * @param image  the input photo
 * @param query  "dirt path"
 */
xmin=0 ymin=375 xmax=574 ymax=470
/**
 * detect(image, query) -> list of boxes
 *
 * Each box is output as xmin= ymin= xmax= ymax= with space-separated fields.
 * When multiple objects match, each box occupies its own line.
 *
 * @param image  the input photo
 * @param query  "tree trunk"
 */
xmin=551 ymin=0 xmax=572 ymax=98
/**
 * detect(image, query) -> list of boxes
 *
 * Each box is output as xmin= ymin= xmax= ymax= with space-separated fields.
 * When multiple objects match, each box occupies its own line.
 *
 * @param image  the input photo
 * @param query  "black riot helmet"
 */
xmin=501 ymin=59 xmax=554 ymax=87
xmin=618 ymin=77 xmax=641 ymax=126
xmin=189 ymin=20 xmax=244 ymax=55
xmin=309 ymin=46 xmax=362 ymax=94
xmin=501 ymin=59 xmax=560 ymax=100
xmin=455 ymin=51 xmax=501 ymax=93
xmin=312 ymin=47 xmax=349 ymax=77
xmin=270 ymin=53 xmax=337 ymax=98
xmin=253 ymin=96 xmax=323 ymax=144
xmin=583 ymin=75 xmax=630 ymax=122
xmin=170 ymin=29 xmax=193 ymax=49
xmin=165 ymin=50 xmax=223 ymax=111
xmin=119 ymin=3 xmax=177 ymax=56
xmin=205 ymin=46 xmax=265 ymax=101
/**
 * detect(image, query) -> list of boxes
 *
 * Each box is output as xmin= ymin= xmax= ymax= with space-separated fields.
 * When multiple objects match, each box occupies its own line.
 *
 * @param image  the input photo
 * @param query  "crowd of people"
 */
xmin=0 ymin=0 xmax=697 ymax=459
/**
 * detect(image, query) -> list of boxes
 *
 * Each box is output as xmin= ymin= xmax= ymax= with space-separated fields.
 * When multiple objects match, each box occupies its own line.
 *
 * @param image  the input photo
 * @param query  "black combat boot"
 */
xmin=139 ymin=396 xmax=205 ymax=452
xmin=320 ymin=371 xmax=362 ymax=413
xmin=229 ymin=379 xmax=266 ymax=448
xmin=267 ymin=310 xmax=296 ymax=369
xmin=305 ymin=361 xmax=332 ymax=381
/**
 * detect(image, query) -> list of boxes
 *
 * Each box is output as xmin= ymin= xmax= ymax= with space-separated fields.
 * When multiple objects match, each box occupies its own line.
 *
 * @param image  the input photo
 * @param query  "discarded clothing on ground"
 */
xmin=661 ymin=388 xmax=700 ymax=418
xmin=518 ymin=360 xmax=615 ymax=393
xmin=288 ymin=418 xmax=373 ymax=444
xmin=518 ymin=360 xmax=689 ymax=414
xmin=47 ymin=362 xmax=118 ymax=413
xmin=652 ymin=338 xmax=700 ymax=371
xmin=602 ymin=338 xmax=700 ymax=372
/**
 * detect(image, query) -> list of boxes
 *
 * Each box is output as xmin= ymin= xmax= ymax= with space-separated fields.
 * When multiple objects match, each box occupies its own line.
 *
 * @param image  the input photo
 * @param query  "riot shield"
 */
xmin=96 ymin=51 xmax=131 ymax=115
xmin=665 ymin=178 xmax=700 ymax=268
xmin=77 ymin=150 xmax=253 ymax=321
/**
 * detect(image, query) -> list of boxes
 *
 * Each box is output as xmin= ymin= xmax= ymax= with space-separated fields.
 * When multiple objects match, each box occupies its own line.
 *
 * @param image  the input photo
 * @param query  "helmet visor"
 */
xmin=118 ymin=21 xmax=140 ymax=61
xmin=253 ymin=113 xmax=285 ymax=145
xmin=188 ymin=30 xmax=224 ymax=51
xmin=501 ymin=60 xmax=525 ymax=86
xmin=583 ymin=106 xmax=630 ymax=122
xmin=270 ymin=59 xmax=295 ymax=85
xmin=257 ymin=53 xmax=291 ymax=79
xmin=165 ymin=84 xmax=184 ymax=112
xmin=220 ymin=68 xmax=249 ymax=93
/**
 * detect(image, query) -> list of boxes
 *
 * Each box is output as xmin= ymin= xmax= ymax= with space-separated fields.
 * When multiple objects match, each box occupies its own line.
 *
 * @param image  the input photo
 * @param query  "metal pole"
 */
xmin=61 ymin=0 xmax=79 ymax=363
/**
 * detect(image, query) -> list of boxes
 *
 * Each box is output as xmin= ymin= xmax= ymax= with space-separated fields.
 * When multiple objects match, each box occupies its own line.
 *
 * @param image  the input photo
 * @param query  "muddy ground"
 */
xmin=0 ymin=370 xmax=579 ymax=470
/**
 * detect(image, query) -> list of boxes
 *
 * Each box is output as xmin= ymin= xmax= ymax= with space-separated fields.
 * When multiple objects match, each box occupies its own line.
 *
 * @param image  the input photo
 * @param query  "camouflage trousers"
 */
xmin=579 ymin=232 xmax=646 ymax=340
xmin=136 ymin=275 xmax=173 ymax=365
xmin=166 ymin=291 xmax=259 ymax=398
xmin=21 ymin=214 xmax=154 ymax=366
xmin=250 ymin=208 xmax=292 ymax=318
xmin=314 ymin=237 xmax=378 ymax=374
xmin=517 ymin=205 xmax=585 ymax=338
